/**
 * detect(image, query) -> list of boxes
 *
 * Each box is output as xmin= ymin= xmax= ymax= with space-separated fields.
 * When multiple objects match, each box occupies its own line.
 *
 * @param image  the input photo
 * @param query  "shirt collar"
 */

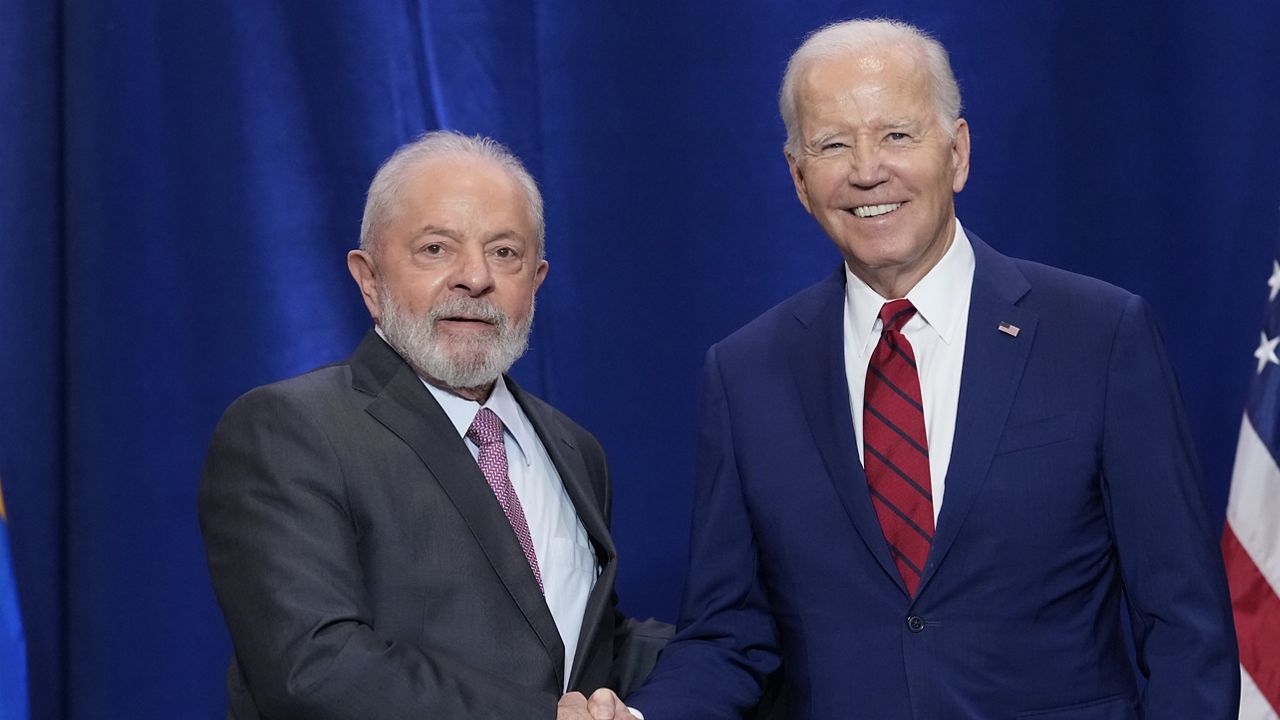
xmin=421 ymin=374 xmax=535 ymax=468
xmin=844 ymin=219 xmax=975 ymax=357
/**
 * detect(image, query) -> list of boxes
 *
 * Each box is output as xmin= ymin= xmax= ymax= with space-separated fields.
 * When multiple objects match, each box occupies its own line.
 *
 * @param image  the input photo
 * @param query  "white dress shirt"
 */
xmin=843 ymin=220 xmax=976 ymax=521
xmin=423 ymin=376 xmax=598 ymax=691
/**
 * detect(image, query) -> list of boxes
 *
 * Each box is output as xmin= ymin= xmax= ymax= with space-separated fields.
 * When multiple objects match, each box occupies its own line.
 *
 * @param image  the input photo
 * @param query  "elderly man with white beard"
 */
xmin=199 ymin=131 xmax=650 ymax=720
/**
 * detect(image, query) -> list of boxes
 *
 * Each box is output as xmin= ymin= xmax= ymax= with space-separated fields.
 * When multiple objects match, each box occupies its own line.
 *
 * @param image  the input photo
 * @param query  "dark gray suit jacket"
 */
xmin=200 ymin=331 xmax=652 ymax=719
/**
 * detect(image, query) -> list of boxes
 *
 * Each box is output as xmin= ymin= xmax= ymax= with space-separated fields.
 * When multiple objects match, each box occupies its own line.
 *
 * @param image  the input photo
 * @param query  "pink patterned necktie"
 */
xmin=467 ymin=408 xmax=544 ymax=592
xmin=863 ymin=299 xmax=935 ymax=597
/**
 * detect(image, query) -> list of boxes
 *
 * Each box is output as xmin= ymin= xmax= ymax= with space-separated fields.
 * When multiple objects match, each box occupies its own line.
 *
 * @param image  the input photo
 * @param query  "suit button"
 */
xmin=907 ymin=615 xmax=926 ymax=633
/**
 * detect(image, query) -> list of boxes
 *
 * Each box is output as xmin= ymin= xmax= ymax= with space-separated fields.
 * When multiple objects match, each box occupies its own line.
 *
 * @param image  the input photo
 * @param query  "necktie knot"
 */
xmin=879 ymin=299 xmax=917 ymax=334
xmin=467 ymin=408 xmax=505 ymax=447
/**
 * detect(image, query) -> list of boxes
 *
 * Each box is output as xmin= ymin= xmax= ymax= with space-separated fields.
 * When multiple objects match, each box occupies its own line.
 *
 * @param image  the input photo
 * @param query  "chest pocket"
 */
xmin=995 ymin=412 xmax=1077 ymax=455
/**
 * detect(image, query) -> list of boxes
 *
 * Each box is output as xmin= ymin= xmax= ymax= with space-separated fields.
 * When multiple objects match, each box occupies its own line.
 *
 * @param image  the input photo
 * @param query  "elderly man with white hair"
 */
xmin=621 ymin=17 xmax=1238 ymax=720
xmin=200 ymin=131 xmax=656 ymax=719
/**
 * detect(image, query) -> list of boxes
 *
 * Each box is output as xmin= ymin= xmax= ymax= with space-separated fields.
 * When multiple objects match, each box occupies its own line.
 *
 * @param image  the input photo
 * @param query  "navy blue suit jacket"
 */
xmin=628 ymin=235 xmax=1238 ymax=719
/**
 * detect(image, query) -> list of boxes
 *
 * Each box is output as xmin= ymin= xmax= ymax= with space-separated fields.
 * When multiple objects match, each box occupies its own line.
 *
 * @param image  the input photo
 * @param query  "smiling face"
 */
xmin=786 ymin=44 xmax=970 ymax=299
xmin=348 ymin=154 xmax=548 ymax=398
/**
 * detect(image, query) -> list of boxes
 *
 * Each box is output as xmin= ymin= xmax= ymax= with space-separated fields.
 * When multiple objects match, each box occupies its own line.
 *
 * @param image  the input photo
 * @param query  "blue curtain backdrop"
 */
xmin=1 ymin=1 xmax=1277 ymax=717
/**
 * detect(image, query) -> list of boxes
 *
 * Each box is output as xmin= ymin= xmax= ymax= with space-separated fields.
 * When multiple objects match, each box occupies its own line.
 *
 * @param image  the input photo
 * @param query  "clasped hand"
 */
xmin=557 ymin=688 xmax=636 ymax=719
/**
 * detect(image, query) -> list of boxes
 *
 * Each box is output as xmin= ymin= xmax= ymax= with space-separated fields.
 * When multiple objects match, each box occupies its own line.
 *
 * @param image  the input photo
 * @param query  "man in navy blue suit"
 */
xmin=621 ymin=17 xmax=1239 ymax=720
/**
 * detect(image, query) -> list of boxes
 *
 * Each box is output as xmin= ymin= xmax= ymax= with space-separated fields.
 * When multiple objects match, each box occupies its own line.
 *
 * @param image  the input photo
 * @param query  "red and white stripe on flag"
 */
xmin=1224 ymin=255 xmax=1280 ymax=719
xmin=1224 ymin=417 xmax=1280 ymax=718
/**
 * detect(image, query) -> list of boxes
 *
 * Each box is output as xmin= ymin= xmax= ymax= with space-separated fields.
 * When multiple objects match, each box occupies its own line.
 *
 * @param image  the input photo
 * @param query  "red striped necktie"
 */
xmin=863 ymin=299 xmax=935 ymax=597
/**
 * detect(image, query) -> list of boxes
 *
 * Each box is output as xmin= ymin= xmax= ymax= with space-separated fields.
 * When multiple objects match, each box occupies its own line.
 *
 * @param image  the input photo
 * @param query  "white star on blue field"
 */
xmin=1247 ymin=254 xmax=1280 ymax=452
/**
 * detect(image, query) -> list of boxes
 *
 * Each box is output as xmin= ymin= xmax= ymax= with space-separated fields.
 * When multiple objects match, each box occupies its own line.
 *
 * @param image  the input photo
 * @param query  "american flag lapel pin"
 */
xmin=998 ymin=321 xmax=1020 ymax=337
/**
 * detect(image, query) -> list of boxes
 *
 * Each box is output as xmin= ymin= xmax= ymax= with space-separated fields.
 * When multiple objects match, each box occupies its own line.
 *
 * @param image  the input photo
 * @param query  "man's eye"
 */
xmin=886 ymin=132 xmax=910 ymax=142
xmin=424 ymin=244 xmax=443 ymax=254
xmin=822 ymin=142 xmax=847 ymax=151
xmin=494 ymin=247 xmax=515 ymax=259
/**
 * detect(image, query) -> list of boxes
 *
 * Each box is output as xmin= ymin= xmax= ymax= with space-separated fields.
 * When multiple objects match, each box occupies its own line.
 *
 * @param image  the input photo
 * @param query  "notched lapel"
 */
xmin=352 ymin=336 xmax=565 ymax=676
xmin=789 ymin=270 xmax=905 ymax=591
xmin=919 ymin=239 xmax=1036 ymax=595
xmin=515 ymin=391 xmax=611 ymax=554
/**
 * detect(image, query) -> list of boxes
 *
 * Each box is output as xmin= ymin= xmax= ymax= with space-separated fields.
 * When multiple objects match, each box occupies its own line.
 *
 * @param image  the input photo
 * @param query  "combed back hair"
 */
xmin=779 ymin=18 xmax=962 ymax=157
xmin=359 ymin=130 xmax=546 ymax=259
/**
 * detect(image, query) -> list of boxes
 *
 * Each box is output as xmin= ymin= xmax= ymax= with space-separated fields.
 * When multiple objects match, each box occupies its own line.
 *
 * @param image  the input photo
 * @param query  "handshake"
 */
xmin=557 ymin=688 xmax=638 ymax=720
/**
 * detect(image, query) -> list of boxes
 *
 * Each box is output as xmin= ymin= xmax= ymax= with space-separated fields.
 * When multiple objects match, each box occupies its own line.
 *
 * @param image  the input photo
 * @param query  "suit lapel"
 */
xmin=349 ymin=333 xmax=565 ymax=675
xmin=917 ymin=236 xmax=1035 ymax=594
xmin=789 ymin=269 xmax=905 ymax=591
xmin=509 ymin=380 xmax=617 ymax=689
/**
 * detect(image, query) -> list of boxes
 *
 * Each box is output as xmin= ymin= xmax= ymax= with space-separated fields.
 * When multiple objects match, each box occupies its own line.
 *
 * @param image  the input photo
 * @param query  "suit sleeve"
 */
xmin=626 ymin=344 xmax=781 ymax=719
xmin=198 ymin=386 xmax=558 ymax=719
xmin=1101 ymin=295 xmax=1240 ymax=717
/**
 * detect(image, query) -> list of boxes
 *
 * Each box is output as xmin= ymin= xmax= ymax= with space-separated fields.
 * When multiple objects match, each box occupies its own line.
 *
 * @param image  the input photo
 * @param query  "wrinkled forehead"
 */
xmin=800 ymin=44 xmax=927 ymax=93
xmin=370 ymin=156 xmax=533 ymax=248
xmin=395 ymin=157 xmax=534 ymax=227
xmin=795 ymin=45 xmax=933 ymax=120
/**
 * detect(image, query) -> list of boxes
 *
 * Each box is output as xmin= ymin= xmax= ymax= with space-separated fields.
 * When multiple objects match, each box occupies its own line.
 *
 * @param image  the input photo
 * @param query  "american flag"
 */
xmin=1223 ymin=252 xmax=1280 ymax=719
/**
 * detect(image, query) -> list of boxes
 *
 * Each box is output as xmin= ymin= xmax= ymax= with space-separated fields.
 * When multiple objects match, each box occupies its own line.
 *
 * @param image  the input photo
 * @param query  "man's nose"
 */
xmin=846 ymin=144 xmax=889 ymax=188
xmin=450 ymin=246 xmax=494 ymax=296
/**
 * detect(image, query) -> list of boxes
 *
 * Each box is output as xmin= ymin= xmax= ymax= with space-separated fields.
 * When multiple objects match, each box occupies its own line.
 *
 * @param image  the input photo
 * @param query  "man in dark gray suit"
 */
xmin=199 ymin=131 xmax=648 ymax=719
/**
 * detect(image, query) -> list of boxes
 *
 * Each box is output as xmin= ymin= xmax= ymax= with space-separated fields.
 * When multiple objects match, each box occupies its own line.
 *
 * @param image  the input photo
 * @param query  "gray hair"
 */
xmin=779 ymin=18 xmax=962 ymax=157
xmin=359 ymin=130 xmax=545 ymax=259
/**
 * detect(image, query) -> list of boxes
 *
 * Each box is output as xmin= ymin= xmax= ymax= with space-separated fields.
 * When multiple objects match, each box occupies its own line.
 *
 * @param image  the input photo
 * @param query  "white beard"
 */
xmin=377 ymin=287 xmax=534 ymax=390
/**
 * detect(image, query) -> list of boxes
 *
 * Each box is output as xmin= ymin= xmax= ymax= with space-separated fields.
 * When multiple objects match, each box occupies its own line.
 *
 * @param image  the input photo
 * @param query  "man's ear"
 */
xmin=950 ymin=118 xmax=971 ymax=193
xmin=532 ymin=258 xmax=549 ymax=294
xmin=786 ymin=150 xmax=815 ymax=215
xmin=347 ymin=249 xmax=381 ymax=322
